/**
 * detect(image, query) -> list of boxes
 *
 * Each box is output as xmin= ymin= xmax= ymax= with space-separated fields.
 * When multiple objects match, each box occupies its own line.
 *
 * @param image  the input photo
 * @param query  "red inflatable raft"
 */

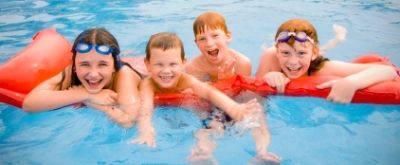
xmin=0 ymin=29 xmax=399 ymax=109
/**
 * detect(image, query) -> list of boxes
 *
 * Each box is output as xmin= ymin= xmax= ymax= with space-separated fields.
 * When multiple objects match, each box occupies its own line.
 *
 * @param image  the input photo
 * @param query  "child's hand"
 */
xmin=217 ymin=57 xmax=236 ymax=80
xmin=87 ymin=89 xmax=118 ymax=106
xmin=231 ymin=99 xmax=262 ymax=121
xmin=316 ymin=78 xmax=357 ymax=103
xmin=262 ymin=72 xmax=290 ymax=93
xmin=256 ymin=152 xmax=281 ymax=164
xmin=131 ymin=129 xmax=156 ymax=148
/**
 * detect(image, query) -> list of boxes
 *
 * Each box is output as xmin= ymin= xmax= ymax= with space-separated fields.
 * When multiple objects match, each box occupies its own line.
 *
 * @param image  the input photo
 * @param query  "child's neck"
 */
xmin=152 ymin=76 xmax=184 ymax=93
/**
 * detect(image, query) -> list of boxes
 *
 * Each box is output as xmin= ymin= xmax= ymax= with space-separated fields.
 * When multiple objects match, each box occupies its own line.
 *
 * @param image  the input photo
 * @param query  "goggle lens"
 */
xmin=96 ymin=45 xmax=113 ymax=55
xmin=75 ymin=43 xmax=113 ymax=55
xmin=76 ymin=43 xmax=92 ymax=53
xmin=276 ymin=31 xmax=314 ymax=44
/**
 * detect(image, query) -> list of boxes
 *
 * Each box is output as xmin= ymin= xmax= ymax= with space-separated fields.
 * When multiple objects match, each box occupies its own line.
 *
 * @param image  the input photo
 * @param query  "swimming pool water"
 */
xmin=1 ymin=0 xmax=400 ymax=164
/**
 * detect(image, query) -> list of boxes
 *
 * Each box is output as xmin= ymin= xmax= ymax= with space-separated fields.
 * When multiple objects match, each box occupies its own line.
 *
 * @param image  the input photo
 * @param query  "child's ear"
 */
xmin=144 ymin=58 xmax=151 ymax=71
xmin=182 ymin=58 xmax=186 ymax=64
xmin=312 ymin=47 xmax=320 ymax=60
xmin=226 ymin=32 xmax=232 ymax=43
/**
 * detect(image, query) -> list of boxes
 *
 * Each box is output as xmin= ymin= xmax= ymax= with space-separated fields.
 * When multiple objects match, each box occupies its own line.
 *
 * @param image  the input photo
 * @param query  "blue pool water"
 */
xmin=1 ymin=0 xmax=400 ymax=164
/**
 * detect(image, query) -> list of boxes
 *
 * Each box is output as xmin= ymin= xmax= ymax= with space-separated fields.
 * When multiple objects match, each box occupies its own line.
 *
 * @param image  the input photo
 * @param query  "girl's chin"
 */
xmin=83 ymin=84 xmax=104 ymax=94
xmin=86 ymin=88 xmax=102 ymax=94
xmin=284 ymin=71 xmax=305 ymax=79
xmin=205 ymin=55 xmax=222 ymax=64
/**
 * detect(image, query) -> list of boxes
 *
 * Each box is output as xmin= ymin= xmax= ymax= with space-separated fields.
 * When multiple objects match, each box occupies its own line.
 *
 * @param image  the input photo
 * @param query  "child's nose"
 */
xmin=162 ymin=67 xmax=172 ymax=73
xmin=87 ymin=68 xmax=101 ymax=77
xmin=287 ymin=55 xmax=299 ymax=64
xmin=206 ymin=38 xmax=215 ymax=46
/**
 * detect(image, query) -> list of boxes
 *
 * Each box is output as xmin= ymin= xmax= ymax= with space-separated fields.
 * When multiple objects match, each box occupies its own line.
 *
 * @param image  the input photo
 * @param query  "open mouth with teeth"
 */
xmin=207 ymin=49 xmax=219 ymax=59
xmin=285 ymin=66 xmax=304 ymax=78
xmin=158 ymin=74 xmax=175 ymax=85
xmin=287 ymin=66 xmax=302 ymax=73
xmin=86 ymin=79 xmax=103 ymax=90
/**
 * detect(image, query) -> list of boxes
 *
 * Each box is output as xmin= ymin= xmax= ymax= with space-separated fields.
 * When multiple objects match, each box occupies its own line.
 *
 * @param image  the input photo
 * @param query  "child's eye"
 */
xmin=79 ymin=62 xmax=90 ymax=67
xmin=170 ymin=63 xmax=178 ymax=67
xmin=98 ymin=63 xmax=109 ymax=67
xmin=281 ymin=51 xmax=291 ymax=57
xmin=212 ymin=34 xmax=219 ymax=38
xmin=197 ymin=37 xmax=206 ymax=41
xmin=297 ymin=51 xmax=307 ymax=57
xmin=154 ymin=63 xmax=163 ymax=67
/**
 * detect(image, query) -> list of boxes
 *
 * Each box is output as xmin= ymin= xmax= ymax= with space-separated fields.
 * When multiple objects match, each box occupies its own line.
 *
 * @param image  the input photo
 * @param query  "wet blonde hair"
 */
xmin=193 ymin=11 xmax=229 ymax=36
xmin=275 ymin=19 xmax=328 ymax=75
xmin=145 ymin=32 xmax=185 ymax=61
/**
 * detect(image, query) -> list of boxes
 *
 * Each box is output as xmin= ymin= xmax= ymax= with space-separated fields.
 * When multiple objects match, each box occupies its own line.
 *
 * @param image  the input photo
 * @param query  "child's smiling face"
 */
xmin=276 ymin=41 xmax=316 ymax=79
xmin=146 ymin=47 xmax=185 ymax=90
xmin=75 ymin=49 xmax=115 ymax=93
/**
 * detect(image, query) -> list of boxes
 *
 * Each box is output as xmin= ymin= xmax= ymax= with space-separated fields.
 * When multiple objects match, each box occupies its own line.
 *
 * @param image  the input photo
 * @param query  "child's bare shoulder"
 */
xmin=186 ymin=55 xmax=203 ymax=68
xmin=229 ymin=48 xmax=251 ymax=66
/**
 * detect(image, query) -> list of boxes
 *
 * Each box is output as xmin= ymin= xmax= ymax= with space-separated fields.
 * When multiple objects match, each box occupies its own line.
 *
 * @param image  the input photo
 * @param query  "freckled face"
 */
xmin=146 ymin=47 xmax=185 ymax=90
xmin=276 ymin=41 xmax=315 ymax=79
xmin=75 ymin=50 xmax=115 ymax=93
xmin=195 ymin=27 xmax=231 ymax=64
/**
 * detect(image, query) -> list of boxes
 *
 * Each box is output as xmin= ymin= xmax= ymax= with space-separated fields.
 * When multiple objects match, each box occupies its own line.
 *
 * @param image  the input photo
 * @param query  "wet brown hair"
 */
xmin=145 ymin=32 xmax=185 ymax=61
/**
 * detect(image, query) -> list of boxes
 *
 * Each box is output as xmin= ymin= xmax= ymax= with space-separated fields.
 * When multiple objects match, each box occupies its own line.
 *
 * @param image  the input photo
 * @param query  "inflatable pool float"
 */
xmin=1 ymin=29 xmax=399 ymax=109
xmin=0 ymin=29 xmax=72 ymax=108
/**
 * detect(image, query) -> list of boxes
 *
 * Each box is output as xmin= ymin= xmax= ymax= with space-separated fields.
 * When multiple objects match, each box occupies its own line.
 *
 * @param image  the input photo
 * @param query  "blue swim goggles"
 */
xmin=276 ymin=31 xmax=315 ymax=44
xmin=75 ymin=42 xmax=113 ymax=55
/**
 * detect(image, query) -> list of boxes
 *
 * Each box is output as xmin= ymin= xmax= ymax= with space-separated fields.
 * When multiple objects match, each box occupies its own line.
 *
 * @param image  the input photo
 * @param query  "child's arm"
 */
xmin=185 ymin=74 xmax=259 ymax=121
xmin=317 ymin=61 xmax=398 ymax=103
xmin=109 ymin=66 xmax=141 ymax=127
xmin=89 ymin=66 xmax=142 ymax=128
xmin=218 ymin=50 xmax=251 ymax=80
xmin=255 ymin=46 xmax=281 ymax=78
xmin=131 ymin=78 xmax=156 ymax=148
xmin=255 ymin=47 xmax=289 ymax=93
xmin=22 ymin=71 xmax=117 ymax=112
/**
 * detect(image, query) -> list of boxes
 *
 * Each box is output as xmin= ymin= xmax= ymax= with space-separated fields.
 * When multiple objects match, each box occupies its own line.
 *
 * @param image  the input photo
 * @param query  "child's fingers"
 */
xmin=326 ymin=93 xmax=351 ymax=104
xmin=148 ymin=140 xmax=156 ymax=148
xmin=275 ymin=82 xmax=285 ymax=94
xmin=110 ymin=92 xmax=118 ymax=100
xmin=264 ymin=77 xmax=275 ymax=87
xmin=130 ymin=138 xmax=143 ymax=144
xmin=272 ymin=76 xmax=286 ymax=93
xmin=316 ymin=80 xmax=336 ymax=89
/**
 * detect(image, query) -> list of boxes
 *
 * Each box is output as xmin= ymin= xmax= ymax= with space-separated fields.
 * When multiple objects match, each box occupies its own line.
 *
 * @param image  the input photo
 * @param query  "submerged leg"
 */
xmin=188 ymin=119 xmax=223 ymax=165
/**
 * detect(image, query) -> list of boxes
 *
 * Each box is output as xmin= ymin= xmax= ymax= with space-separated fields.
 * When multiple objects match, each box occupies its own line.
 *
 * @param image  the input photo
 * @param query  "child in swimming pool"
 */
xmin=256 ymin=18 xmax=398 ymax=103
xmin=23 ymin=28 xmax=142 ymax=128
xmin=185 ymin=11 xmax=251 ymax=82
xmin=131 ymin=32 xmax=278 ymax=162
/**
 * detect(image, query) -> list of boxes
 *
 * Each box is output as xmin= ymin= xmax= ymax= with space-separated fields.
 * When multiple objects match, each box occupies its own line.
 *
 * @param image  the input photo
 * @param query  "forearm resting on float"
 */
xmin=345 ymin=65 xmax=397 ymax=89
xmin=191 ymin=78 xmax=240 ymax=120
xmin=23 ymin=87 xmax=90 ymax=112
